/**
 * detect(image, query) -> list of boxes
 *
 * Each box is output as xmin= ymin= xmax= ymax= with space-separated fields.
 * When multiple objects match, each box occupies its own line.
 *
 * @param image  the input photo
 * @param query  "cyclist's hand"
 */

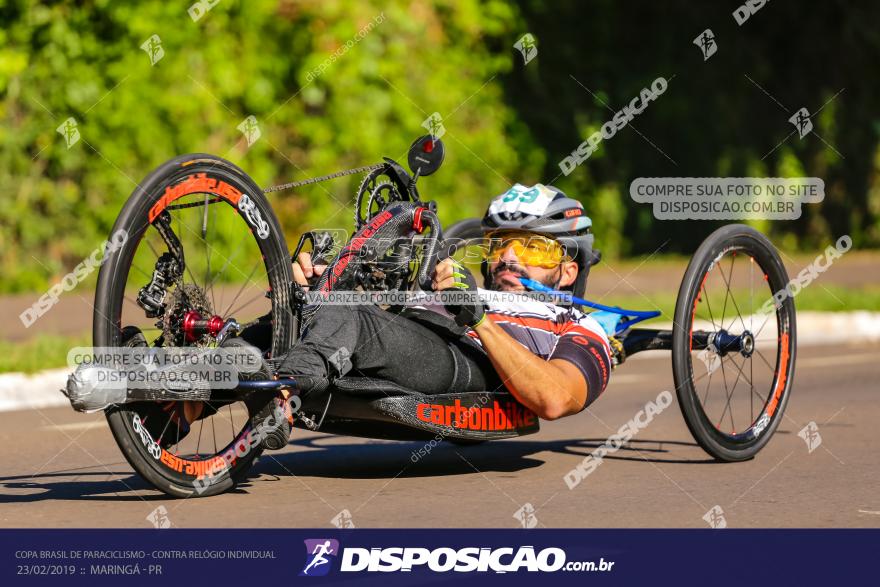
xmin=292 ymin=252 xmax=327 ymax=287
xmin=432 ymin=258 xmax=486 ymax=328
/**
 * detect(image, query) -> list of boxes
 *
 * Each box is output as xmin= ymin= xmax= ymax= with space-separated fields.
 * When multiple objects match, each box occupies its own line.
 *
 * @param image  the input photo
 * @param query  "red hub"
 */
xmin=182 ymin=310 xmax=225 ymax=343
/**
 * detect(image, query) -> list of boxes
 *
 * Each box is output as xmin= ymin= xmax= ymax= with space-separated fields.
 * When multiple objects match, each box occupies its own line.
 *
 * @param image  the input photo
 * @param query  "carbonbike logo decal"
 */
xmin=415 ymin=399 xmax=537 ymax=431
xmin=131 ymin=414 xmax=162 ymax=461
xmin=148 ymin=173 xmax=243 ymax=222
xmin=191 ymin=397 xmax=302 ymax=494
xmin=237 ymin=193 xmax=270 ymax=240
xmin=147 ymin=173 xmax=269 ymax=239
xmin=132 ymin=398 xmax=301 ymax=491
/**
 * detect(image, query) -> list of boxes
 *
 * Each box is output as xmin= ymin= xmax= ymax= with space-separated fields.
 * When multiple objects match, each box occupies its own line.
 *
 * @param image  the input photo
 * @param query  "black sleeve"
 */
xmin=549 ymin=331 xmax=612 ymax=409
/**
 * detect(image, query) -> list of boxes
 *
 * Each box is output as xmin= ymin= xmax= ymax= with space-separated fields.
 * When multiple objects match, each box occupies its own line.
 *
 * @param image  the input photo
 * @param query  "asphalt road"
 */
xmin=1 ymin=341 xmax=877 ymax=528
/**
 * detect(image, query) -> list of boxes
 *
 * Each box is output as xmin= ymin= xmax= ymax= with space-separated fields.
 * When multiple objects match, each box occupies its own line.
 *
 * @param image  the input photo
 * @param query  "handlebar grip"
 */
xmin=416 ymin=209 xmax=444 ymax=292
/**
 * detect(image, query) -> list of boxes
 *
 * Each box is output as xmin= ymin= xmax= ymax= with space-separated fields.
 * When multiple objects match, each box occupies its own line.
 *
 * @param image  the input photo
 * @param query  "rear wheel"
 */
xmin=672 ymin=224 xmax=796 ymax=461
xmin=95 ymin=154 xmax=294 ymax=497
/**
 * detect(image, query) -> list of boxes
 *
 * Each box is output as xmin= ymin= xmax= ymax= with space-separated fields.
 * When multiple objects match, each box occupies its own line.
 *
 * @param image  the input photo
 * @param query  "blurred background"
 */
xmin=1 ymin=0 xmax=879 ymax=371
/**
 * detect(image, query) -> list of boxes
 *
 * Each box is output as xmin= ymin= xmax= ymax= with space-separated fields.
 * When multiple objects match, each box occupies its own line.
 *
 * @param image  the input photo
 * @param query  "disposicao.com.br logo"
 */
xmin=300 ymin=540 xmax=615 ymax=575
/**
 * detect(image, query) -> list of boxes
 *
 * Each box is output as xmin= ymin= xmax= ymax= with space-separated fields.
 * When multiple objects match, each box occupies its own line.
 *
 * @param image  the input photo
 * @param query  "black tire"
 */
xmin=447 ymin=438 xmax=486 ymax=446
xmin=443 ymin=218 xmax=482 ymax=242
xmin=95 ymin=154 xmax=294 ymax=497
xmin=672 ymin=224 xmax=796 ymax=462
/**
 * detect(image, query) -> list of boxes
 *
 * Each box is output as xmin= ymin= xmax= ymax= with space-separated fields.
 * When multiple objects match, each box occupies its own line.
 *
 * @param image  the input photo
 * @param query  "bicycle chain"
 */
xmin=262 ymin=163 xmax=385 ymax=193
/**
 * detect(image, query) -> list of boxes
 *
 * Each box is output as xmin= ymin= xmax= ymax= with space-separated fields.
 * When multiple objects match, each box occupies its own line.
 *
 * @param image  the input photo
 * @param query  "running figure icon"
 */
xmin=301 ymin=540 xmax=337 ymax=576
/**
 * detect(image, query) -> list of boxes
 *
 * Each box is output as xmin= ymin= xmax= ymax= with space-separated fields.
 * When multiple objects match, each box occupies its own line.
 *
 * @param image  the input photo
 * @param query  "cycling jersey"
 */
xmin=414 ymin=288 xmax=613 ymax=407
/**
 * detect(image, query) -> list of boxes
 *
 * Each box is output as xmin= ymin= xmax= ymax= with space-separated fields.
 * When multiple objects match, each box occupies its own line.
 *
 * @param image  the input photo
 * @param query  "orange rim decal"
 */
xmin=160 ymin=448 xmax=229 ymax=479
xmin=766 ymin=331 xmax=790 ymax=417
xmin=148 ymin=173 xmax=243 ymax=222
xmin=690 ymin=272 xmax=709 ymax=352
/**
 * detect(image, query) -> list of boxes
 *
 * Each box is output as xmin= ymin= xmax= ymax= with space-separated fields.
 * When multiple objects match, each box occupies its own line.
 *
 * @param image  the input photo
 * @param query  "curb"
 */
xmin=0 ymin=368 xmax=72 ymax=413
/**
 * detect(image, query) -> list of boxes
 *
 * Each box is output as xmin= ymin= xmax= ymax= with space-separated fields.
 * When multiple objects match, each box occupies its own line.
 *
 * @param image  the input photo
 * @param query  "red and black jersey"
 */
xmin=417 ymin=288 xmax=613 ymax=408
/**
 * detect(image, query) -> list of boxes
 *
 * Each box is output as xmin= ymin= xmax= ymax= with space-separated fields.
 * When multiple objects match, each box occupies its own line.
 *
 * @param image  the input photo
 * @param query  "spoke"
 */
xmin=227 ymin=289 xmax=268 ymax=320
xmin=726 ymin=354 xmax=753 ymax=388
xmin=750 ymin=356 xmax=754 ymax=423
xmin=184 ymin=260 xmax=201 ymax=292
xmin=718 ymin=255 xmax=734 ymax=332
xmin=703 ymin=280 xmax=718 ymax=332
xmin=750 ymin=256 xmax=755 ymax=333
xmin=202 ymin=195 xmax=215 ymax=311
xmin=228 ymin=404 xmax=235 ymax=439
xmin=176 ymin=208 xmax=186 ymax=289
xmin=717 ymin=356 xmax=742 ymax=433
xmin=749 ymin=343 xmax=755 ymax=422
xmin=128 ymin=260 xmax=154 ymax=282
xmin=201 ymin=194 xmax=210 ymax=239
xmin=157 ymin=410 xmax=173 ymax=444
xmin=131 ymin=236 xmax=164 ymax=286
xmin=701 ymin=356 xmax=715 ymax=406
xmin=222 ymin=261 xmax=262 ymax=317
xmin=692 ymin=364 xmax=713 ymax=386
xmin=173 ymin=414 xmax=181 ymax=455
xmin=144 ymin=235 xmax=163 ymax=260
xmin=715 ymin=353 xmax=731 ymax=429
xmin=196 ymin=416 xmax=204 ymax=457
xmin=718 ymin=255 xmax=749 ymax=333
xmin=122 ymin=294 xmax=146 ymax=313
xmin=212 ymin=415 xmax=217 ymax=455
xmin=206 ymin=225 xmax=251 ymax=291
xmin=754 ymin=310 xmax=775 ymax=339
xmin=755 ymin=347 xmax=776 ymax=372
xmin=729 ymin=354 xmax=769 ymax=415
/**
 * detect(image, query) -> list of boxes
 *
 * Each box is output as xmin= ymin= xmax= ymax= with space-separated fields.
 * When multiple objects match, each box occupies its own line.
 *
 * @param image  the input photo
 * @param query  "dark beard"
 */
xmin=487 ymin=261 xmax=560 ymax=290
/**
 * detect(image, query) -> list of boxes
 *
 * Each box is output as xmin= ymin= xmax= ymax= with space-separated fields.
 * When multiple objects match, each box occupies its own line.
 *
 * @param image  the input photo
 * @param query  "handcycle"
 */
xmin=64 ymin=135 xmax=796 ymax=497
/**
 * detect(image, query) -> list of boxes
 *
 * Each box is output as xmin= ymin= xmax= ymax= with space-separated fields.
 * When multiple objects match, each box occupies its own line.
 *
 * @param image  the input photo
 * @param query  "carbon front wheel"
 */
xmin=94 ymin=154 xmax=294 ymax=497
xmin=672 ymin=224 xmax=796 ymax=462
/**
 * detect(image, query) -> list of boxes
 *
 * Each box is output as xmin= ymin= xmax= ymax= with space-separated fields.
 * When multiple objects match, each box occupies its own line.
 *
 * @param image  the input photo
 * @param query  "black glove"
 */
xmin=441 ymin=260 xmax=487 ymax=328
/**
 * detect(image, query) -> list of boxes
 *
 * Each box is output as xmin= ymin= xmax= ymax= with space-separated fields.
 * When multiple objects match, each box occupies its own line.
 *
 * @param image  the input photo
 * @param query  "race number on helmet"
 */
xmin=488 ymin=183 xmax=558 ymax=218
xmin=482 ymin=183 xmax=591 ymax=238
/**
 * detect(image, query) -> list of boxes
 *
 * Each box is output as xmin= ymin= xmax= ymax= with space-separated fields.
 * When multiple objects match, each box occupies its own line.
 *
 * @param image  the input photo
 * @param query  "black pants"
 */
xmin=276 ymin=305 xmax=503 ymax=394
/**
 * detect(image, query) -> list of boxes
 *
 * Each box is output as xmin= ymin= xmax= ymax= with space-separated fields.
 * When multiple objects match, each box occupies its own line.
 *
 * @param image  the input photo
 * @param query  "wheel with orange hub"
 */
xmin=672 ymin=224 xmax=796 ymax=461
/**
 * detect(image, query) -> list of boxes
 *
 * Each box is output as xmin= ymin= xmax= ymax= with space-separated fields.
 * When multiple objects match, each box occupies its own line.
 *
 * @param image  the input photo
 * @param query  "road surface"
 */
xmin=1 ymin=341 xmax=877 ymax=528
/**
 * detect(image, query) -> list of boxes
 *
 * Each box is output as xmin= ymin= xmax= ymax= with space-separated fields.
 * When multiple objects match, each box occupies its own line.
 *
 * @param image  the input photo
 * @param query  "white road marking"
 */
xmin=39 ymin=421 xmax=105 ymax=432
xmin=798 ymin=353 xmax=878 ymax=369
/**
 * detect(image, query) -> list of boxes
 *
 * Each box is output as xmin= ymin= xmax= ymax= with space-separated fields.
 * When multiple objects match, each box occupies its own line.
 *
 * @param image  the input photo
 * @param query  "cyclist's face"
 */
xmin=486 ymin=234 xmax=578 ymax=292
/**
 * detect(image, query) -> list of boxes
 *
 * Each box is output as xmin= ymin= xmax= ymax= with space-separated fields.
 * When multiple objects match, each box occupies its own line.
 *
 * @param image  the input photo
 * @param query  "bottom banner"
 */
xmin=2 ymin=529 xmax=876 ymax=585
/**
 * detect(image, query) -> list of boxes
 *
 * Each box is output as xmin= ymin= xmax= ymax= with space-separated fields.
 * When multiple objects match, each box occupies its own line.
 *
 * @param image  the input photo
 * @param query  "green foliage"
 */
xmin=0 ymin=0 xmax=531 ymax=292
xmin=1 ymin=1 xmax=878 ymax=295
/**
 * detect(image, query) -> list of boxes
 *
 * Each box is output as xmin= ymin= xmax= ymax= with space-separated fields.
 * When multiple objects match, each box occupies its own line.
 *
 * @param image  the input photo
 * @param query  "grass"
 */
xmin=0 ymin=333 xmax=91 ymax=374
xmin=591 ymin=285 xmax=880 ymax=324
